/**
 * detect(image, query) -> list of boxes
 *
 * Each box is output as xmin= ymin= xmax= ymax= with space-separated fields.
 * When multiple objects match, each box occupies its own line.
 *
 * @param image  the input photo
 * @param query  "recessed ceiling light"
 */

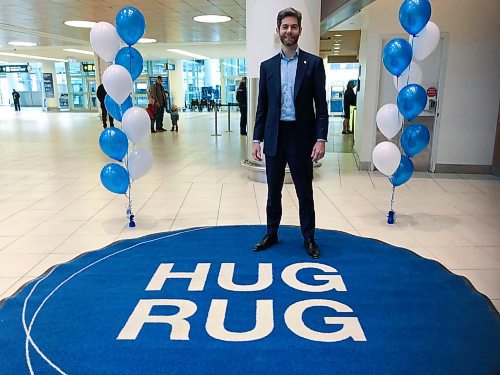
xmin=334 ymin=44 xmax=341 ymax=46
xmin=193 ymin=15 xmax=231 ymax=23
xmin=167 ymin=49 xmax=209 ymax=59
xmin=64 ymin=20 xmax=96 ymax=28
xmin=334 ymin=34 xmax=343 ymax=37
xmin=0 ymin=52 xmax=67 ymax=62
xmin=138 ymin=38 xmax=157 ymax=44
xmin=333 ymin=47 xmax=340 ymax=50
xmin=333 ymin=53 xmax=339 ymax=56
xmin=8 ymin=41 xmax=37 ymax=47
xmin=63 ymin=48 xmax=94 ymax=56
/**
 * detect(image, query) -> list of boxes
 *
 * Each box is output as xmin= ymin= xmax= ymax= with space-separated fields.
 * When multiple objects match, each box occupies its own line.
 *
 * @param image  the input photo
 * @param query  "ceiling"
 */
xmin=0 ymin=0 xmax=360 ymax=63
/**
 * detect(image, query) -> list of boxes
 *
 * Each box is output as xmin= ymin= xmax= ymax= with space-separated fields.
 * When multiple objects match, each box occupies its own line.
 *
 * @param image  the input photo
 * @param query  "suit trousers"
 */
xmin=239 ymin=106 xmax=247 ymax=135
xmin=101 ymin=105 xmax=114 ymax=127
xmin=156 ymin=106 xmax=165 ymax=130
xmin=265 ymin=122 xmax=315 ymax=240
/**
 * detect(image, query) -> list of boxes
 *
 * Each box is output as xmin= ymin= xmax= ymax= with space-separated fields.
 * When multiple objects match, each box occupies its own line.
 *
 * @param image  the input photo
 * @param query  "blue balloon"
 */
xmin=115 ymin=47 xmax=144 ymax=81
xmin=98 ymin=127 xmax=129 ymax=161
xmin=401 ymin=124 xmax=430 ymax=157
xmin=104 ymin=95 xmax=133 ymax=122
xmin=390 ymin=155 xmax=414 ymax=187
xmin=399 ymin=0 xmax=432 ymax=36
xmin=116 ymin=7 xmax=146 ymax=46
xmin=100 ymin=163 xmax=130 ymax=194
xmin=397 ymin=84 xmax=427 ymax=121
xmin=382 ymin=38 xmax=413 ymax=76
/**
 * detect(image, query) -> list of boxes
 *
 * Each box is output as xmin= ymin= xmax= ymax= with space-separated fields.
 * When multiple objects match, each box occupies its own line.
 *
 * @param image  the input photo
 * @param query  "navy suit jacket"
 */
xmin=253 ymin=49 xmax=329 ymax=157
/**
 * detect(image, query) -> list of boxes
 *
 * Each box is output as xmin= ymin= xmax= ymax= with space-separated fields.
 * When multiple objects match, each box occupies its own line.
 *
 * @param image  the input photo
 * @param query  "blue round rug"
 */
xmin=0 ymin=226 xmax=499 ymax=374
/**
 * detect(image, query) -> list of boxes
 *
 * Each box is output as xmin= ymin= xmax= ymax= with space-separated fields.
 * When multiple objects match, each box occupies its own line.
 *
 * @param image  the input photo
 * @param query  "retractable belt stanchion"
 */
xmin=211 ymin=103 xmax=221 ymax=136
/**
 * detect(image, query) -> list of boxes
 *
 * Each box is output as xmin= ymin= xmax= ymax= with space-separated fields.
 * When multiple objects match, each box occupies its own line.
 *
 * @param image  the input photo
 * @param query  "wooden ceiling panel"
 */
xmin=0 ymin=0 xmax=359 ymax=62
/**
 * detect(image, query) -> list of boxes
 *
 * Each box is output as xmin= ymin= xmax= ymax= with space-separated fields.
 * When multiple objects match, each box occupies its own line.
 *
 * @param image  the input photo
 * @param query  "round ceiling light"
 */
xmin=64 ymin=20 xmax=97 ymax=28
xmin=138 ymin=38 xmax=157 ymax=44
xmin=8 ymin=41 xmax=37 ymax=47
xmin=193 ymin=15 xmax=231 ymax=23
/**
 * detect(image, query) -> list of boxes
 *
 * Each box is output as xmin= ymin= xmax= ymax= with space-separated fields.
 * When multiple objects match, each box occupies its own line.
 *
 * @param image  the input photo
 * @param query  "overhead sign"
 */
xmin=166 ymin=63 xmax=175 ymax=71
xmin=43 ymin=73 xmax=55 ymax=99
xmin=0 ymin=65 xmax=29 ymax=73
xmin=82 ymin=63 xmax=95 ymax=72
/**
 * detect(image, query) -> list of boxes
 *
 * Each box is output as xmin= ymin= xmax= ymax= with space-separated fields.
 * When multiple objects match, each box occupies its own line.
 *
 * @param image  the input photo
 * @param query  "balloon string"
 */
xmin=124 ymin=152 xmax=133 ymax=220
xmin=407 ymin=36 xmax=415 ymax=87
xmin=390 ymin=185 xmax=396 ymax=211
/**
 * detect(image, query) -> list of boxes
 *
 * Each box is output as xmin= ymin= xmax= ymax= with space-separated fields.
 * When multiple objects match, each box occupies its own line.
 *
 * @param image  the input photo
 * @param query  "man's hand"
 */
xmin=252 ymin=142 xmax=262 ymax=161
xmin=311 ymin=141 xmax=326 ymax=162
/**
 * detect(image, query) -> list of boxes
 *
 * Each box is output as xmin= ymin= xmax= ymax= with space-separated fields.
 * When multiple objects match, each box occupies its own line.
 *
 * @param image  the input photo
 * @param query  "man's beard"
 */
xmin=280 ymin=34 xmax=299 ymax=47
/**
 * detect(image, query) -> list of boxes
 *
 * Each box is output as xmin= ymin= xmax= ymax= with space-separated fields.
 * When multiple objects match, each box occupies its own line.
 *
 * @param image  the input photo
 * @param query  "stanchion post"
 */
xmin=212 ymin=103 xmax=221 ymax=136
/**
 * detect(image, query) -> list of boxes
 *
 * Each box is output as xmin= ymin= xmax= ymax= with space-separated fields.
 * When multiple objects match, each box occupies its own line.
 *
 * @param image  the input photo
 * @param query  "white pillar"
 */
xmin=41 ymin=61 xmax=60 ymax=111
xmin=94 ymin=53 xmax=107 ymax=86
xmin=245 ymin=0 xmax=322 ymax=168
xmin=169 ymin=59 xmax=185 ymax=109
xmin=247 ymin=0 xmax=321 ymax=79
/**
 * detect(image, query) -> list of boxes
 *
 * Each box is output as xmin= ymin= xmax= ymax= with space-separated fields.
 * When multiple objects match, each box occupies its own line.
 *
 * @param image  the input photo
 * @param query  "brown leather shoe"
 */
xmin=304 ymin=239 xmax=320 ymax=259
xmin=253 ymin=233 xmax=278 ymax=252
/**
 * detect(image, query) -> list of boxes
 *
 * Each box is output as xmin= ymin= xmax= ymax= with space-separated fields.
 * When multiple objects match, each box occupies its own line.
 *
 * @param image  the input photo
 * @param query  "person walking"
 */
xmin=251 ymin=7 xmax=328 ymax=259
xmin=150 ymin=76 xmax=167 ymax=132
xmin=96 ymin=83 xmax=114 ymax=128
xmin=12 ymin=89 xmax=21 ymax=111
xmin=236 ymin=77 xmax=248 ymax=135
xmin=343 ymin=80 xmax=356 ymax=134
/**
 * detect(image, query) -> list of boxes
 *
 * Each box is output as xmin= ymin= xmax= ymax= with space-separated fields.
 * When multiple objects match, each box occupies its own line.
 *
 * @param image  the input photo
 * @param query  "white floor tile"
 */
xmin=0 ymin=109 xmax=498 ymax=303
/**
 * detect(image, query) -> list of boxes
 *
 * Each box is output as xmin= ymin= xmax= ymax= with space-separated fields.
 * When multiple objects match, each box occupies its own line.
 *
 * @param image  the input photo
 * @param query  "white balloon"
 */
xmin=122 ymin=107 xmax=150 ymax=144
xmin=410 ymin=22 xmax=440 ymax=61
xmin=89 ymin=22 xmax=121 ymax=63
xmin=102 ymin=65 xmax=132 ymax=105
xmin=372 ymin=142 xmax=401 ymax=176
xmin=393 ymin=62 xmax=423 ymax=91
xmin=128 ymin=147 xmax=153 ymax=180
xmin=376 ymin=104 xmax=403 ymax=140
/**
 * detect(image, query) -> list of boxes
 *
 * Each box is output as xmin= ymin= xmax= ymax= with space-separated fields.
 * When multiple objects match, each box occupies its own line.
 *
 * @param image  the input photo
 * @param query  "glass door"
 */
xmin=68 ymin=76 xmax=88 ymax=110
xmin=87 ymin=79 xmax=97 ymax=110
xmin=134 ymin=79 xmax=149 ymax=106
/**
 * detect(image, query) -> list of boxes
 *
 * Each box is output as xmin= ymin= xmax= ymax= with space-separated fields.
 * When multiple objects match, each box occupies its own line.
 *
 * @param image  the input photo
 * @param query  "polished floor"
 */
xmin=0 ymin=107 xmax=499 ymax=313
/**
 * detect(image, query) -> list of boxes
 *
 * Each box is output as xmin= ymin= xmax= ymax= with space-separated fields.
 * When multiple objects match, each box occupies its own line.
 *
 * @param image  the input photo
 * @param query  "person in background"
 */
xmin=342 ymin=80 xmax=356 ymax=134
xmin=251 ymin=7 xmax=328 ymax=259
xmin=170 ymin=105 xmax=180 ymax=132
xmin=146 ymin=98 xmax=158 ymax=133
xmin=96 ymin=83 xmax=114 ymax=128
xmin=236 ymin=77 xmax=248 ymax=135
xmin=12 ymin=89 xmax=21 ymax=111
xmin=151 ymin=76 xmax=167 ymax=132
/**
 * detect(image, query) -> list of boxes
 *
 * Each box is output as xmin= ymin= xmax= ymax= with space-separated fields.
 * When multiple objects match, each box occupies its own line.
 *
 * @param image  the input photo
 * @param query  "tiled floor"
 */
xmin=0 ymin=107 xmax=499 ymax=313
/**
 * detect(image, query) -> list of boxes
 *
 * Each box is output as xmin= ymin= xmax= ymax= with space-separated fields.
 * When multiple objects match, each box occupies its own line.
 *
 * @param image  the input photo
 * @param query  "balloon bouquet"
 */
xmin=372 ymin=0 xmax=440 ymax=224
xmin=90 ymin=7 xmax=154 ymax=227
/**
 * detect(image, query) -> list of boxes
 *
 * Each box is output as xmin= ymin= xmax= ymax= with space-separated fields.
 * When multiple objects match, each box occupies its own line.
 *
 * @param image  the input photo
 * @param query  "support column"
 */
xmin=243 ymin=0 xmax=322 ymax=182
xmin=169 ymin=59 xmax=185 ymax=109
xmin=41 ymin=62 xmax=60 ymax=111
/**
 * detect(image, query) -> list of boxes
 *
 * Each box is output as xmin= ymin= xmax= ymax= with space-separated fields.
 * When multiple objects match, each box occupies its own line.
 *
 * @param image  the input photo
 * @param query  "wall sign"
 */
xmin=43 ymin=73 xmax=55 ymax=98
xmin=0 ymin=65 xmax=29 ymax=73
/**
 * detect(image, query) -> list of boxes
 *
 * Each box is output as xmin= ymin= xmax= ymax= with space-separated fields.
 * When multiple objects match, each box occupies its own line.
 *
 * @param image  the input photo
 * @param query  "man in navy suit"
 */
xmin=252 ymin=7 xmax=328 ymax=259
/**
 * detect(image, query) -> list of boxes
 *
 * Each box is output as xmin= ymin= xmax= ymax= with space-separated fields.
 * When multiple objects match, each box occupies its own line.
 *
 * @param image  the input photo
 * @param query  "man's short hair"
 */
xmin=277 ymin=7 xmax=302 ymax=28
xmin=156 ymin=75 xmax=162 ymax=80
